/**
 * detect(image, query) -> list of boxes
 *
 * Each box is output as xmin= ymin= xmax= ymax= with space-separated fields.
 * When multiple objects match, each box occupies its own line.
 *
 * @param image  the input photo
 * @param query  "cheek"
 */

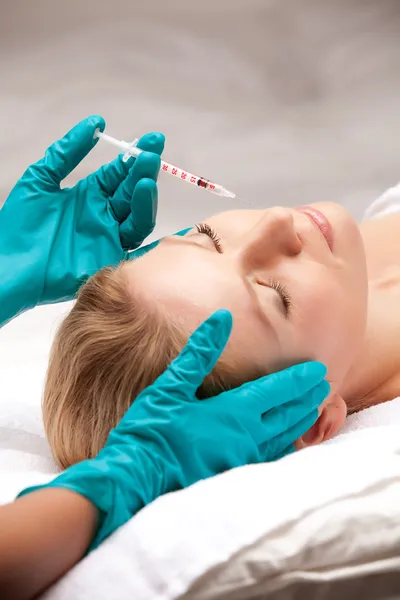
xmin=295 ymin=282 xmax=363 ymax=385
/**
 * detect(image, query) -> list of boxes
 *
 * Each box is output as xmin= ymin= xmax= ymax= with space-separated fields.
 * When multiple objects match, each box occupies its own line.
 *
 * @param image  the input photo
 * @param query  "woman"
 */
xmin=0 ymin=117 xmax=327 ymax=599
xmin=43 ymin=185 xmax=400 ymax=468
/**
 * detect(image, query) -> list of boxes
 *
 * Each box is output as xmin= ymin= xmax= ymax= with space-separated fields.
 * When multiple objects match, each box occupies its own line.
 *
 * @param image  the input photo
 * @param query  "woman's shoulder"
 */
xmin=363 ymin=183 xmax=400 ymax=221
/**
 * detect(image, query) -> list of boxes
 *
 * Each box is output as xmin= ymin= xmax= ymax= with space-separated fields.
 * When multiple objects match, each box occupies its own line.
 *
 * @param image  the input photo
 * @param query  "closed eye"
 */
xmin=258 ymin=279 xmax=292 ymax=317
xmin=195 ymin=223 xmax=222 ymax=253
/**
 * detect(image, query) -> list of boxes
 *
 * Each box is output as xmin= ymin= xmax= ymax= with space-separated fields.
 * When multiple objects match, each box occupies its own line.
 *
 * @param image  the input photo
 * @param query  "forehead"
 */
xmin=126 ymin=237 xmax=280 ymax=370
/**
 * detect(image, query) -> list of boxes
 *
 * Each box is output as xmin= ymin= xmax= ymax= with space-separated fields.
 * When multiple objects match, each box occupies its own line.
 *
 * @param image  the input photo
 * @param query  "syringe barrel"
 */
xmin=158 ymin=159 xmax=219 ymax=194
xmin=95 ymin=129 xmax=236 ymax=199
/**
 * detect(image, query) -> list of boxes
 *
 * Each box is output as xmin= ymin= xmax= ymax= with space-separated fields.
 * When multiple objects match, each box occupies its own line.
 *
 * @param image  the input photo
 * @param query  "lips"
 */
xmin=296 ymin=206 xmax=334 ymax=251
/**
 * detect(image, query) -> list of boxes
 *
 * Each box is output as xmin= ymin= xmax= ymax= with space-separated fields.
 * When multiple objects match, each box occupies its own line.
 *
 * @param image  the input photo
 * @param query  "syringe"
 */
xmin=94 ymin=129 xmax=237 ymax=200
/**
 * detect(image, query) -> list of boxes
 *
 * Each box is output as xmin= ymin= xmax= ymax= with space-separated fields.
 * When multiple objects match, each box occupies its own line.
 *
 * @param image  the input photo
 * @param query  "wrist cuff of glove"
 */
xmin=17 ymin=450 xmax=156 ymax=551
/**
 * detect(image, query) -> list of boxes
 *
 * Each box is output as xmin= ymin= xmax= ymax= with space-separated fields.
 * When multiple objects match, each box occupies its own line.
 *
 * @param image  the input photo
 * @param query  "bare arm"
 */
xmin=0 ymin=488 xmax=98 ymax=600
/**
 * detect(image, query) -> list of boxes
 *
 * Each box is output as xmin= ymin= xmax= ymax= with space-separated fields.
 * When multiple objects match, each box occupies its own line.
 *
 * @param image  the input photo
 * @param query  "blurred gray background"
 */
xmin=1 ymin=0 xmax=400 ymax=235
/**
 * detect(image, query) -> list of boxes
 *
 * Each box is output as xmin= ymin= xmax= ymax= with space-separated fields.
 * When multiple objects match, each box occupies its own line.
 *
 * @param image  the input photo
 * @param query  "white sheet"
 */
xmin=42 ymin=424 xmax=400 ymax=600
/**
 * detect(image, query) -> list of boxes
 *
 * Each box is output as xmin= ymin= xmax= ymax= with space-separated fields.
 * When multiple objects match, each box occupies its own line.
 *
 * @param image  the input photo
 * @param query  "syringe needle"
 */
xmin=233 ymin=196 xmax=251 ymax=205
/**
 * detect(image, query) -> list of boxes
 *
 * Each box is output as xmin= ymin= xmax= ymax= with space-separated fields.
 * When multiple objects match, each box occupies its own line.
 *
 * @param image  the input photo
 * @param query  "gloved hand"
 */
xmin=0 ymin=115 xmax=164 ymax=327
xmin=19 ymin=310 xmax=329 ymax=549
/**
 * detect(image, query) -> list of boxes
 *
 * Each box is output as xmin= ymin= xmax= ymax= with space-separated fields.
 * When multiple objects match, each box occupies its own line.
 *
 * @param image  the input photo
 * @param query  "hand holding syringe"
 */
xmin=95 ymin=129 xmax=243 ymax=201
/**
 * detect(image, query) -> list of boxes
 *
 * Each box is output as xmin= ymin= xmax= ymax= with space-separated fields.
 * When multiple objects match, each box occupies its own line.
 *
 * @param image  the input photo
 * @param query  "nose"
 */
xmin=238 ymin=208 xmax=302 ymax=269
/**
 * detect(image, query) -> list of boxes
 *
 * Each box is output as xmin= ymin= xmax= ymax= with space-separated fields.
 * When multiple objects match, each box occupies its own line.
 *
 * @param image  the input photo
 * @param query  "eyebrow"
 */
xmin=161 ymin=236 xmax=280 ymax=346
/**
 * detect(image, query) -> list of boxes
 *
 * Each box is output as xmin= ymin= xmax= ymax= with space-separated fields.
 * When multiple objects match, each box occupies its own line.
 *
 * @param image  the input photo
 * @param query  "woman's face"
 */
xmin=127 ymin=203 xmax=368 ymax=400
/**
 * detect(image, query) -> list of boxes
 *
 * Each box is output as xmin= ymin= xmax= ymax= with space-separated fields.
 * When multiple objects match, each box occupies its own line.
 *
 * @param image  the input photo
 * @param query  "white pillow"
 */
xmin=44 ymin=425 xmax=400 ymax=600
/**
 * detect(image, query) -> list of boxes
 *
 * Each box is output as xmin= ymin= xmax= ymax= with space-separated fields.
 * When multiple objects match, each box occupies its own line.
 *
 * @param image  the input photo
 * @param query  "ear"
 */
xmin=298 ymin=393 xmax=347 ymax=446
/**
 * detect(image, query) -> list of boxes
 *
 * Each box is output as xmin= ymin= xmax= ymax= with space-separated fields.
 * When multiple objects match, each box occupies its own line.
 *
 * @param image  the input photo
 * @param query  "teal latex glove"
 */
xmin=0 ymin=115 xmax=164 ymax=327
xmin=19 ymin=309 xmax=329 ymax=549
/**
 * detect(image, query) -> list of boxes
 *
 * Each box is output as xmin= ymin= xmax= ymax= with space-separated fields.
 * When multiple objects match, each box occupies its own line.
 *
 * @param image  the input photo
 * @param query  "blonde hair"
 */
xmin=43 ymin=263 xmax=262 ymax=469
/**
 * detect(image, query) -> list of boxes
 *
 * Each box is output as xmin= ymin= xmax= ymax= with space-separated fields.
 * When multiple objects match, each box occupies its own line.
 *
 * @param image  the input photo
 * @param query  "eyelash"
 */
xmin=195 ymin=222 xmax=222 ymax=253
xmin=268 ymin=280 xmax=292 ymax=315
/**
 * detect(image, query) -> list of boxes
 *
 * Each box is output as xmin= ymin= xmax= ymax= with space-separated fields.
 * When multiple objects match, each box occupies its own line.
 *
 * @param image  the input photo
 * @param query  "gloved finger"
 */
xmin=151 ymin=309 xmax=233 ymax=403
xmin=259 ymin=408 xmax=319 ymax=462
xmin=92 ymin=132 xmax=165 ymax=198
xmin=111 ymin=151 xmax=161 ymax=223
xmin=119 ymin=178 xmax=158 ymax=249
xmin=27 ymin=115 xmax=105 ymax=189
xmin=261 ymin=379 xmax=329 ymax=429
xmin=136 ymin=131 xmax=165 ymax=156
xmin=219 ymin=375 xmax=327 ymax=448
xmin=244 ymin=362 xmax=328 ymax=415
xmin=261 ymin=379 xmax=329 ymax=433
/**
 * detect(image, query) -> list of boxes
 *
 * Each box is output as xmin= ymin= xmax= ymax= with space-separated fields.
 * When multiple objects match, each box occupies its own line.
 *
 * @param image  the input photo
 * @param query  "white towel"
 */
xmin=43 ymin=423 xmax=400 ymax=600
xmin=336 ymin=397 xmax=400 ymax=437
